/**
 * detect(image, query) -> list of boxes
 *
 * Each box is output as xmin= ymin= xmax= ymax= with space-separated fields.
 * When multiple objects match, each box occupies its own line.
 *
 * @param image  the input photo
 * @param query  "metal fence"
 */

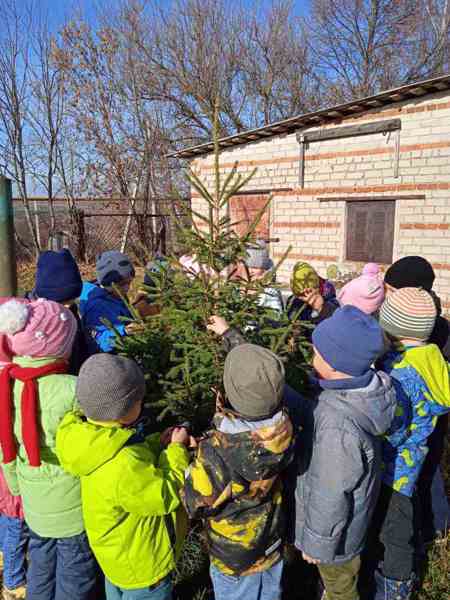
xmin=13 ymin=197 xmax=188 ymax=262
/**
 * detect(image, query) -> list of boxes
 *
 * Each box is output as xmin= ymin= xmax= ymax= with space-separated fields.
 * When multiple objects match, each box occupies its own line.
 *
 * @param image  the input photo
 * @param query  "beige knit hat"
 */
xmin=379 ymin=287 xmax=437 ymax=342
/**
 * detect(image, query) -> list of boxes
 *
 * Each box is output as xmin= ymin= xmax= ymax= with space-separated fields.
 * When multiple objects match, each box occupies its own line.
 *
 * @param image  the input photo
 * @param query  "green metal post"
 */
xmin=0 ymin=177 xmax=17 ymax=296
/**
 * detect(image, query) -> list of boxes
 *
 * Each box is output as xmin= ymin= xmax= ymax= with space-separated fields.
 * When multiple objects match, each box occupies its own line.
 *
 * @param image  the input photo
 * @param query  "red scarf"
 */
xmin=0 ymin=362 xmax=67 ymax=467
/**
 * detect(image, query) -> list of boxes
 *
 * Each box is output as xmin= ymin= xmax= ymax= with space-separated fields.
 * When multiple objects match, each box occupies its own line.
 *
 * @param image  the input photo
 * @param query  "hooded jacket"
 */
xmin=182 ymin=409 xmax=294 ymax=576
xmin=295 ymin=371 xmax=396 ymax=564
xmin=380 ymin=344 xmax=450 ymax=497
xmin=79 ymin=282 xmax=131 ymax=354
xmin=0 ymin=356 xmax=82 ymax=538
xmin=56 ymin=411 xmax=190 ymax=590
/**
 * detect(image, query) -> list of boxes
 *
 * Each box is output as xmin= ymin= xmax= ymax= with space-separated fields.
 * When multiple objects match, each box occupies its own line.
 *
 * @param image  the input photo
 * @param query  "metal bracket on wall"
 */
xmin=295 ymin=118 xmax=402 ymax=188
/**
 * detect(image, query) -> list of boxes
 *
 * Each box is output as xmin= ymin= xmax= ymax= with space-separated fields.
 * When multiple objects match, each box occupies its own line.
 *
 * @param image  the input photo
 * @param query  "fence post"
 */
xmin=70 ymin=208 xmax=86 ymax=263
xmin=0 ymin=177 xmax=17 ymax=295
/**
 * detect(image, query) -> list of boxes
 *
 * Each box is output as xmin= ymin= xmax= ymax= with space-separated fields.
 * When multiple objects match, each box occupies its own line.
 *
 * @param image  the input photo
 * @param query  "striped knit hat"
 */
xmin=379 ymin=287 xmax=437 ymax=342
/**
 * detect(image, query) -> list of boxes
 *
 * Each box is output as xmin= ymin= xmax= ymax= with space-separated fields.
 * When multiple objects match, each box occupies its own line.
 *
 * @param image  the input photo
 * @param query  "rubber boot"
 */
xmin=373 ymin=569 xmax=415 ymax=600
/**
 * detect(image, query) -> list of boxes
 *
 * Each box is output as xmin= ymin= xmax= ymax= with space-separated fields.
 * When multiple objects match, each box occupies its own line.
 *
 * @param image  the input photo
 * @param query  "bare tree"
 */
xmin=0 ymin=0 xmax=40 ymax=255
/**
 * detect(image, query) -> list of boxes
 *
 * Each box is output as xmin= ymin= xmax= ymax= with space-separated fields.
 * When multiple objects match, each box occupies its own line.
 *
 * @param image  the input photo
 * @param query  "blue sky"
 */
xmin=36 ymin=0 xmax=311 ymax=32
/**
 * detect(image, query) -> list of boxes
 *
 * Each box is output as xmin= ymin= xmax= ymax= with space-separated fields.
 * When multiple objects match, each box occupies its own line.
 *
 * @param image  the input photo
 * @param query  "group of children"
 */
xmin=0 ymin=244 xmax=448 ymax=600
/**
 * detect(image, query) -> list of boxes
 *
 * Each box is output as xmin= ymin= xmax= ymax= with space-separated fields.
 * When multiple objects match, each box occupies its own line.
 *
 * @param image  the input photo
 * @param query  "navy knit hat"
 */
xmin=384 ymin=256 xmax=435 ymax=291
xmin=312 ymin=305 xmax=384 ymax=376
xmin=35 ymin=249 xmax=82 ymax=303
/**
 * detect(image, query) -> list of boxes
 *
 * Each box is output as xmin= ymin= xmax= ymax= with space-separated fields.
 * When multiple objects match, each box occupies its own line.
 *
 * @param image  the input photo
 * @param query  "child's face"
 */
xmin=312 ymin=347 xmax=334 ymax=379
xmin=113 ymin=276 xmax=134 ymax=296
xmin=118 ymin=399 xmax=143 ymax=426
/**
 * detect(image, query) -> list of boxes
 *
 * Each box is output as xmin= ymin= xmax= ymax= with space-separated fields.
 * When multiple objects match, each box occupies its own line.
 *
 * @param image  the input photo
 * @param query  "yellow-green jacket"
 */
xmin=56 ymin=411 xmax=190 ymax=589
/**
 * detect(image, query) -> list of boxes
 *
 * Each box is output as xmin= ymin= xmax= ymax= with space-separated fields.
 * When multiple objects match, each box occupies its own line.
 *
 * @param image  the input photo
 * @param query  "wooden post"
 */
xmin=0 ymin=177 xmax=17 ymax=295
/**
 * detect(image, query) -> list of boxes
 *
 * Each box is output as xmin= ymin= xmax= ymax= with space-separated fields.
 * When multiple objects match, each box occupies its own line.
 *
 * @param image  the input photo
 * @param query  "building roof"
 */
xmin=168 ymin=74 xmax=450 ymax=160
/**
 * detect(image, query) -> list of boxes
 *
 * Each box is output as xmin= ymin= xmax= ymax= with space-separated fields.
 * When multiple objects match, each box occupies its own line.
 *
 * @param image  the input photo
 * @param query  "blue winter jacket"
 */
xmin=295 ymin=371 xmax=396 ymax=564
xmin=79 ymin=282 xmax=132 ymax=353
xmin=380 ymin=344 xmax=450 ymax=497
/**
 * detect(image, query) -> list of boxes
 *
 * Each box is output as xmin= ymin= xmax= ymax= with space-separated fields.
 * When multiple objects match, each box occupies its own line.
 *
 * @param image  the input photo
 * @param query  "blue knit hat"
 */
xmin=35 ymin=249 xmax=82 ymax=303
xmin=312 ymin=305 xmax=384 ymax=376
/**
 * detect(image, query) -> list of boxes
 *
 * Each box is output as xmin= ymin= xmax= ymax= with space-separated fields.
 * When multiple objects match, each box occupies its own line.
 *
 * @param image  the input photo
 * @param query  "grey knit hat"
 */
xmin=96 ymin=251 xmax=135 ymax=288
xmin=244 ymin=240 xmax=273 ymax=271
xmin=223 ymin=344 xmax=285 ymax=420
xmin=76 ymin=354 xmax=146 ymax=421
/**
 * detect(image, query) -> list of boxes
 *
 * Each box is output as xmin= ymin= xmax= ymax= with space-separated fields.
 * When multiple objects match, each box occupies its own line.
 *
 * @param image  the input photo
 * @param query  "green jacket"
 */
xmin=1 ymin=357 xmax=83 ymax=538
xmin=56 ymin=411 xmax=190 ymax=589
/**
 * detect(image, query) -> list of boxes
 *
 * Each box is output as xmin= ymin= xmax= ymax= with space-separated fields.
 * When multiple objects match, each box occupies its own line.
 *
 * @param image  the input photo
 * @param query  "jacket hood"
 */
xmin=212 ymin=410 xmax=294 ymax=482
xmin=56 ymin=411 xmax=133 ymax=476
xmin=399 ymin=344 xmax=450 ymax=407
xmin=321 ymin=371 xmax=396 ymax=437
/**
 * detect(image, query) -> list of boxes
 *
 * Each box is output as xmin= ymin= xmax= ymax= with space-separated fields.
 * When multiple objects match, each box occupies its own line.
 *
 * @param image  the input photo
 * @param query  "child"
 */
xmin=383 ymin=257 xmax=449 ymax=544
xmin=286 ymin=261 xmax=338 ymax=324
xmin=79 ymin=250 xmax=135 ymax=354
xmin=30 ymin=248 xmax=89 ymax=374
xmin=295 ymin=306 xmax=396 ymax=600
xmin=0 ymin=298 xmax=28 ymax=600
xmin=132 ymin=257 xmax=168 ymax=318
xmin=56 ymin=353 xmax=191 ymax=600
xmin=370 ymin=287 xmax=450 ymax=599
xmin=241 ymin=240 xmax=284 ymax=313
xmin=0 ymin=299 xmax=98 ymax=600
xmin=338 ymin=263 xmax=385 ymax=315
xmin=182 ymin=343 xmax=295 ymax=600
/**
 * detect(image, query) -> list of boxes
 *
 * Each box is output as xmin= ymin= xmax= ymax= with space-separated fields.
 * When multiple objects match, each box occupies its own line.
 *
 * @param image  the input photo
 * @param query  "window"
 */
xmin=346 ymin=200 xmax=395 ymax=264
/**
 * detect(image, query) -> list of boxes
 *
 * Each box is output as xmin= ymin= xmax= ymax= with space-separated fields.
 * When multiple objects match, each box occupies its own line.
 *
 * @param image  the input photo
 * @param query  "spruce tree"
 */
xmin=115 ymin=110 xmax=312 ymax=432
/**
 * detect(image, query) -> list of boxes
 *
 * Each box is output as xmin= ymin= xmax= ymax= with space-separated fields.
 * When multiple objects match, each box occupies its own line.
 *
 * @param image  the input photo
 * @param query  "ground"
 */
xmin=4 ymin=263 xmax=448 ymax=599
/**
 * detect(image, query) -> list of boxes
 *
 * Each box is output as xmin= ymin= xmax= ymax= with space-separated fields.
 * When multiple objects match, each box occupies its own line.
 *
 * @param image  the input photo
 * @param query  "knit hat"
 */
xmin=35 ymin=249 xmax=82 ymax=303
xmin=338 ymin=263 xmax=385 ymax=315
xmin=244 ymin=240 xmax=273 ymax=271
xmin=223 ymin=343 xmax=285 ymax=420
xmin=0 ymin=298 xmax=28 ymax=368
xmin=379 ymin=287 xmax=437 ymax=342
xmin=291 ymin=262 xmax=320 ymax=296
xmin=76 ymin=354 xmax=146 ymax=421
xmin=144 ymin=257 xmax=168 ymax=287
xmin=384 ymin=256 xmax=435 ymax=291
xmin=312 ymin=306 xmax=384 ymax=376
xmin=96 ymin=251 xmax=135 ymax=288
xmin=0 ymin=299 xmax=77 ymax=359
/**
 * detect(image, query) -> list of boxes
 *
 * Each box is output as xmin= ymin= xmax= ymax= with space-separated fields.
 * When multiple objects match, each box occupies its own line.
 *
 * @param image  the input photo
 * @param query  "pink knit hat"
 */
xmin=338 ymin=263 xmax=385 ymax=315
xmin=0 ymin=299 xmax=77 ymax=360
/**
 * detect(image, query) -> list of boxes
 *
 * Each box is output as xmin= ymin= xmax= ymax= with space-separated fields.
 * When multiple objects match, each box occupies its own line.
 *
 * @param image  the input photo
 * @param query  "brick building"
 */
xmin=171 ymin=74 xmax=450 ymax=310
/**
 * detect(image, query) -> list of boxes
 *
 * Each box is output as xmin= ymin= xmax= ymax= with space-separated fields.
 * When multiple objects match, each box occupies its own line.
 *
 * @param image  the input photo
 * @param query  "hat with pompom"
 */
xmin=338 ymin=263 xmax=385 ymax=315
xmin=0 ymin=299 xmax=77 ymax=359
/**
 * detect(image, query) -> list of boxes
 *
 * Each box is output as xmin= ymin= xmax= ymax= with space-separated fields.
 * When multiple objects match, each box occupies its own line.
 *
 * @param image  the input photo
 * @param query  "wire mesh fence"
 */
xmin=13 ymin=197 xmax=188 ymax=263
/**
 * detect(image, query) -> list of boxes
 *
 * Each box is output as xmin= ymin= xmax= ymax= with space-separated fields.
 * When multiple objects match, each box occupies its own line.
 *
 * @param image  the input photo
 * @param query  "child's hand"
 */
xmin=302 ymin=551 xmax=320 ymax=565
xmin=300 ymin=288 xmax=324 ymax=313
xmin=160 ymin=427 xmax=175 ymax=447
xmin=207 ymin=315 xmax=229 ymax=336
xmin=170 ymin=427 xmax=190 ymax=446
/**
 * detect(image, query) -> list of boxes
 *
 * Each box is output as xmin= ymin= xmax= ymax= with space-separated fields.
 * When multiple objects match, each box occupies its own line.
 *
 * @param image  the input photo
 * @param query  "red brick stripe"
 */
xmin=192 ymin=181 xmax=450 ymax=199
xmin=273 ymin=221 xmax=339 ymax=229
xmin=400 ymin=223 xmax=450 ymax=230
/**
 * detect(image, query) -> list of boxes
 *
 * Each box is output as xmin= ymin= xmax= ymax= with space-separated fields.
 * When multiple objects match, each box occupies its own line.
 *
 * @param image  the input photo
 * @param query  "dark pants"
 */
xmin=418 ymin=415 xmax=449 ymax=539
xmin=369 ymin=485 xmax=417 ymax=581
xmin=0 ymin=515 xmax=28 ymax=589
xmin=27 ymin=529 xmax=99 ymax=600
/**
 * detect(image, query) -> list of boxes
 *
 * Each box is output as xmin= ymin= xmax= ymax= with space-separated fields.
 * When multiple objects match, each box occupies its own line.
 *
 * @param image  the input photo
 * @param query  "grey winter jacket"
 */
xmin=295 ymin=371 xmax=396 ymax=565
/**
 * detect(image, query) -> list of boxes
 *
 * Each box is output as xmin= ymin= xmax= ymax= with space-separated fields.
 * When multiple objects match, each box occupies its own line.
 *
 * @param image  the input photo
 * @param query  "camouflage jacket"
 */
xmin=181 ymin=409 xmax=294 ymax=575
